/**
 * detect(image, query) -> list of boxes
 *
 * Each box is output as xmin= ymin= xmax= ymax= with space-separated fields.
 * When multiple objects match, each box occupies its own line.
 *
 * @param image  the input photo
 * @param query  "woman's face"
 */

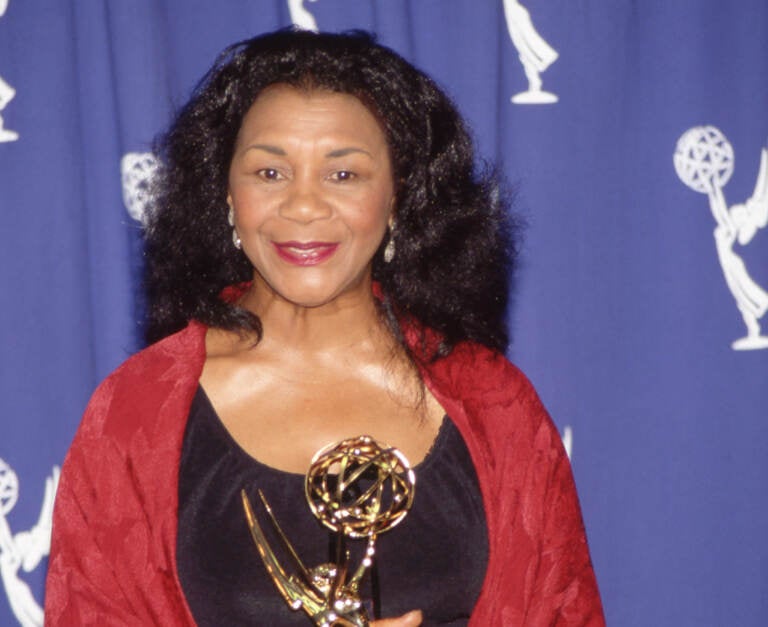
xmin=227 ymin=84 xmax=395 ymax=310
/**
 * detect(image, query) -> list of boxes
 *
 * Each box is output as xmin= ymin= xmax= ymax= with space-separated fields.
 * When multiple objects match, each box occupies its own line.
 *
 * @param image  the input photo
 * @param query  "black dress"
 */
xmin=177 ymin=386 xmax=488 ymax=626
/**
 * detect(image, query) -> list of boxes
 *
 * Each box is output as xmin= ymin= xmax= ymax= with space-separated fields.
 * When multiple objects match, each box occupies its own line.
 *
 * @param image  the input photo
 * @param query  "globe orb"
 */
xmin=0 ymin=457 xmax=19 ymax=516
xmin=120 ymin=152 xmax=159 ymax=224
xmin=674 ymin=125 xmax=734 ymax=194
xmin=305 ymin=436 xmax=415 ymax=539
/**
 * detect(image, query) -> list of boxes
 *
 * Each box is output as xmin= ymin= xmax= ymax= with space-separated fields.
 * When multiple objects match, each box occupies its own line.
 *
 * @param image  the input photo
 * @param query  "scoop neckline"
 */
xmin=195 ymin=384 xmax=450 ymax=480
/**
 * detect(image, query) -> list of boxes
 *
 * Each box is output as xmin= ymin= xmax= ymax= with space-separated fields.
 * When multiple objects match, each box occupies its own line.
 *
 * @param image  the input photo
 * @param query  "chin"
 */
xmin=254 ymin=265 xmax=373 ymax=309
xmin=272 ymin=282 xmax=346 ymax=308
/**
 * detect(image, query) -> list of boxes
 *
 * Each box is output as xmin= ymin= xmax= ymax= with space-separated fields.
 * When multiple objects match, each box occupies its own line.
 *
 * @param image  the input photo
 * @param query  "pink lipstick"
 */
xmin=272 ymin=241 xmax=339 ymax=266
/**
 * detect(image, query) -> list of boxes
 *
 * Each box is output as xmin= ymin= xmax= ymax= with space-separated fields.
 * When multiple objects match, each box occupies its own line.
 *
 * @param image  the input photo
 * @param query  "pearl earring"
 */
xmin=383 ymin=227 xmax=396 ymax=263
xmin=228 ymin=206 xmax=241 ymax=250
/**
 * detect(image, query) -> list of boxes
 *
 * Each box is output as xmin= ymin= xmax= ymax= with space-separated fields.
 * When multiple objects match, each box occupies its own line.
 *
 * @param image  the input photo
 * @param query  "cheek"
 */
xmin=356 ymin=202 xmax=389 ymax=230
xmin=356 ymin=187 xmax=395 ymax=233
xmin=351 ymin=208 xmax=391 ymax=247
xmin=230 ymin=189 xmax=271 ymax=227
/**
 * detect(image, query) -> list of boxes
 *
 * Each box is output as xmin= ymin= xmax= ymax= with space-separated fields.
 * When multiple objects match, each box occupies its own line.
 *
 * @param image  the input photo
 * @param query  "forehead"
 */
xmin=235 ymin=84 xmax=388 ymax=148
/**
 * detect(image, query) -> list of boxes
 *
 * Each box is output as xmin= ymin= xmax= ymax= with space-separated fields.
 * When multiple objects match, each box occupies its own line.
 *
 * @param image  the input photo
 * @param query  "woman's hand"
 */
xmin=370 ymin=609 xmax=423 ymax=626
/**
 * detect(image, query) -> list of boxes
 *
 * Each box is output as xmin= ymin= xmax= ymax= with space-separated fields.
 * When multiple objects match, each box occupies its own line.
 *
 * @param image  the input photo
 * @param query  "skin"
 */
xmin=200 ymin=85 xmax=444 ymax=626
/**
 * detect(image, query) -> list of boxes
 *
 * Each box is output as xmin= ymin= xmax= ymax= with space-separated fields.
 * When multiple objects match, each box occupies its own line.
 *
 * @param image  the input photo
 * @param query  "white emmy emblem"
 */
xmin=503 ymin=0 xmax=558 ymax=104
xmin=561 ymin=425 xmax=573 ymax=461
xmin=0 ymin=0 xmax=19 ymax=143
xmin=674 ymin=126 xmax=768 ymax=350
xmin=287 ymin=0 xmax=318 ymax=32
xmin=121 ymin=152 xmax=160 ymax=224
xmin=0 ymin=459 xmax=59 ymax=627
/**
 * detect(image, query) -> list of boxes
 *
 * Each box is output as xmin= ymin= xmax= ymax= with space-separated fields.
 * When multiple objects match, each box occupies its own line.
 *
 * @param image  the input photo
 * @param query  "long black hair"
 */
xmin=144 ymin=29 xmax=520 ymax=358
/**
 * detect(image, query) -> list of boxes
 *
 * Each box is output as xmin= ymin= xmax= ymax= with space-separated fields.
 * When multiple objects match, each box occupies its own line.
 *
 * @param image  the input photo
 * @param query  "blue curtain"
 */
xmin=1 ymin=2 xmax=766 ymax=625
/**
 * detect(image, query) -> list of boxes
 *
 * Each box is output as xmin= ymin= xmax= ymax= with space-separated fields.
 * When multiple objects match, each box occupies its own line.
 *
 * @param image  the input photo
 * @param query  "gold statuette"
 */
xmin=242 ymin=435 xmax=415 ymax=627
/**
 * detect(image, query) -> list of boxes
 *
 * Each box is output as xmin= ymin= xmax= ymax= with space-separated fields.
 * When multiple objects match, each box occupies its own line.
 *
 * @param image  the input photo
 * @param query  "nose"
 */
xmin=278 ymin=179 xmax=332 ymax=223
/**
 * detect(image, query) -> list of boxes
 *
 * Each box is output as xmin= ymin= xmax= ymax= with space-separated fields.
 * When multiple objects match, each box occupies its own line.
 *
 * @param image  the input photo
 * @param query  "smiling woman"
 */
xmin=45 ymin=29 xmax=605 ymax=627
xmin=228 ymin=85 xmax=396 ymax=311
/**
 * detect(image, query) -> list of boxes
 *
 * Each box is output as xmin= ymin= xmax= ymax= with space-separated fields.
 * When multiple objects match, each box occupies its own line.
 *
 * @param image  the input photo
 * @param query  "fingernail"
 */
xmin=404 ymin=610 xmax=423 ymax=626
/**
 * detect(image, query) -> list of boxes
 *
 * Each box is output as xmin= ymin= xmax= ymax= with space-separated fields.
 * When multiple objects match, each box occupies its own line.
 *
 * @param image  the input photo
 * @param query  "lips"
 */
xmin=272 ymin=241 xmax=339 ymax=266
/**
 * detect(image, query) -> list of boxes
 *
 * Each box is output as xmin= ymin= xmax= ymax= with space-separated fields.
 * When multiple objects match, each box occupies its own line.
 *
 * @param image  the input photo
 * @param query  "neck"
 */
xmin=238 ymin=274 xmax=394 ymax=356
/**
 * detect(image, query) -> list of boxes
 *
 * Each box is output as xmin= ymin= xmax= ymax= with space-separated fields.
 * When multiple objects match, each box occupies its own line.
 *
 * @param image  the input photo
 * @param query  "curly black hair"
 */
xmin=144 ymin=29 xmax=520 ymax=358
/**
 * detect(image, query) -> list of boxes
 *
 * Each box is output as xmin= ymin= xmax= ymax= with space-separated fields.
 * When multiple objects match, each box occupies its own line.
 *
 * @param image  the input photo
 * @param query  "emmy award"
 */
xmin=241 ymin=435 xmax=416 ymax=626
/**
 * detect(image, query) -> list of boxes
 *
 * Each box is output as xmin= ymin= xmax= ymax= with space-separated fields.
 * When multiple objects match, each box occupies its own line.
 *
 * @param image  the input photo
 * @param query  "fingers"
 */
xmin=370 ymin=609 xmax=423 ymax=626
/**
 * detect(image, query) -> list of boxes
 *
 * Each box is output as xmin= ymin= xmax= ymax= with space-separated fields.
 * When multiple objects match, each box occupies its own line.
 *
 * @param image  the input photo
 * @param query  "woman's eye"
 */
xmin=330 ymin=170 xmax=356 ymax=182
xmin=257 ymin=168 xmax=282 ymax=181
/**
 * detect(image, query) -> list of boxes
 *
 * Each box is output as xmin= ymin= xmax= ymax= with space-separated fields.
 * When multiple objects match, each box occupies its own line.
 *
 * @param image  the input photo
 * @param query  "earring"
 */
xmin=383 ymin=228 xmax=396 ymax=263
xmin=228 ymin=206 xmax=242 ymax=249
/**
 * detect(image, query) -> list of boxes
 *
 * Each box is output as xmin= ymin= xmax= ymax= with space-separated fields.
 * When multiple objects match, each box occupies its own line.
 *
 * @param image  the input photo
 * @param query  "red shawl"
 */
xmin=45 ymin=321 xmax=604 ymax=625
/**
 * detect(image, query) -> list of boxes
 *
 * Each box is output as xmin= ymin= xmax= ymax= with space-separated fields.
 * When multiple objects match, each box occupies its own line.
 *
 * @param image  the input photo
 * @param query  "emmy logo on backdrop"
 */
xmin=0 ymin=76 xmax=17 ymax=143
xmin=121 ymin=152 xmax=160 ymax=225
xmin=0 ymin=458 xmax=59 ymax=627
xmin=0 ymin=0 xmax=19 ymax=142
xmin=674 ymin=126 xmax=768 ymax=350
xmin=561 ymin=425 xmax=573 ymax=460
xmin=503 ymin=0 xmax=559 ymax=104
xmin=287 ymin=0 xmax=319 ymax=32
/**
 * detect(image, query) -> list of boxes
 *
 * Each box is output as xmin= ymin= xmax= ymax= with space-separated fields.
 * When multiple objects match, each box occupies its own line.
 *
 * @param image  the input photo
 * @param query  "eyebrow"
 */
xmin=243 ymin=144 xmax=286 ymax=156
xmin=325 ymin=147 xmax=372 ymax=158
xmin=242 ymin=144 xmax=372 ymax=158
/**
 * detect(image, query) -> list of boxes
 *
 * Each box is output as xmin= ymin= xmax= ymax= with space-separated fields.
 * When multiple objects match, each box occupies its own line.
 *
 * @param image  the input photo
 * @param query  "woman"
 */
xmin=45 ymin=30 xmax=604 ymax=626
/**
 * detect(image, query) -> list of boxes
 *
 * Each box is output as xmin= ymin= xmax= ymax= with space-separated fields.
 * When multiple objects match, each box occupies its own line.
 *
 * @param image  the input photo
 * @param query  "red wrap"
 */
xmin=45 ymin=321 xmax=605 ymax=625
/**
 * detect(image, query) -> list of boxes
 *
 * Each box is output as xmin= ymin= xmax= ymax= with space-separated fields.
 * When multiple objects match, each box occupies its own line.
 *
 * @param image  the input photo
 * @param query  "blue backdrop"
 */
xmin=1 ymin=2 xmax=766 ymax=625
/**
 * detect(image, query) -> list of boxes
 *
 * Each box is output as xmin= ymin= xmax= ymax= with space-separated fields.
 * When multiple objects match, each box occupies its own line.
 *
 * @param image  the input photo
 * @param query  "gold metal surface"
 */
xmin=242 ymin=435 xmax=415 ymax=627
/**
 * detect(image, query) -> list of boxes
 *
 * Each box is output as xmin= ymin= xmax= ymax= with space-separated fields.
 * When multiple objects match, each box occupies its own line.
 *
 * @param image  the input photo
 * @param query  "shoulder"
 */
xmin=427 ymin=340 xmax=542 ymax=411
xmin=76 ymin=322 xmax=207 ymax=440
xmin=425 ymin=340 xmax=560 ymax=458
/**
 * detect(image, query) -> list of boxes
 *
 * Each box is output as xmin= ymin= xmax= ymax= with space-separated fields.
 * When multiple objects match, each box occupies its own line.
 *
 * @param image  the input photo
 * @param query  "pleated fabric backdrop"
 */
xmin=1 ymin=1 xmax=766 ymax=625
